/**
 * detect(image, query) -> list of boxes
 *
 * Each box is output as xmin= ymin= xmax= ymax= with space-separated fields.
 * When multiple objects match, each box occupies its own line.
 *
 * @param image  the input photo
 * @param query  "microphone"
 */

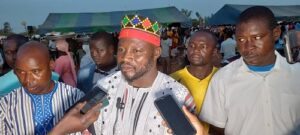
xmin=116 ymin=97 xmax=124 ymax=109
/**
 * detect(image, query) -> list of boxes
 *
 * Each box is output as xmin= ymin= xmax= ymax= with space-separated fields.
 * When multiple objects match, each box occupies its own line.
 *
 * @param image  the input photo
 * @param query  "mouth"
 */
xmin=120 ymin=64 xmax=134 ymax=72
xmin=244 ymin=53 xmax=257 ymax=59
xmin=26 ymin=86 xmax=38 ymax=92
xmin=189 ymin=54 xmax=201 ymax=59
xmin=93 ymin=59 xmax=102 ymax=64
xmin=243 ymin=53 xmax=260 ymax=63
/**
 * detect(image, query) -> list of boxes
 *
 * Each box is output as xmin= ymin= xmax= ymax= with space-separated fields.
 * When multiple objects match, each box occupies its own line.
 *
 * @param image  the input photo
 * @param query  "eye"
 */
xmin=33 ymin=70 xmax=40 ymax=74
xmin=117 ymin=47 xmax=125 ymax=53
xmin=188 ymin=43 xmax=195 ymax=48
xmin=15 ymin=69 xmax=25 ymax=74
xmin=5 ymin=51 xmax=12 ymax=55
xmin=96 ymin=49 xmax=104 ymax=53
xmin=132 ymin=48 xmax=144 ymax=55
xmin=90 ymin=50 xmax=96 ymax=54
xmin=238 ymin=38 xmax=245 ymax=42
xmin=254 ymin=36 xmax=261 ymax=40
xmin=133 ymin=49 xmax=143 ymax=53
xmin=200 ymin=44 xmax=206 ymax=49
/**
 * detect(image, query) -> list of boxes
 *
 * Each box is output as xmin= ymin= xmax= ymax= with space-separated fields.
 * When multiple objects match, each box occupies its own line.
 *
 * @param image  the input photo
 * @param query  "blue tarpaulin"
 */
xmin=38 ymin=6 xmax=192 ymax=34
xmin=208 ymin=4 xmax=300 ymax=25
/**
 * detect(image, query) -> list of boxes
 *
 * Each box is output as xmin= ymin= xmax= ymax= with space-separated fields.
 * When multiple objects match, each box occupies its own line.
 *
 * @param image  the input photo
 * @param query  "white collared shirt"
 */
xmin=200 ymin=52 xmax=300 ymax=135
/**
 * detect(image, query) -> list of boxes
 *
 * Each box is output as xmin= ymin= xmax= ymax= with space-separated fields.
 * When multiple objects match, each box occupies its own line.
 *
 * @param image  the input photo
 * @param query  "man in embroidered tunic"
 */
xmin=0 ymin=41 xmax=83 ymax=134
xmin=92 ymin=15 xmax=196 ymax=135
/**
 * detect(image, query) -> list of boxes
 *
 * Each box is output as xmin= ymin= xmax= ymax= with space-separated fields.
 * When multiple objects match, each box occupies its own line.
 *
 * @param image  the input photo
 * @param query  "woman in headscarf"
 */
xmin=54 ymin=38 xmax=77 ymax=87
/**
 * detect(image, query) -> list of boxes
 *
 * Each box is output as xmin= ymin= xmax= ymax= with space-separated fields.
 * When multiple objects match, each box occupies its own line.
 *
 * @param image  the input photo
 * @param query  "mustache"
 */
xmin=118 ymin=61 xmax=134 ymax=68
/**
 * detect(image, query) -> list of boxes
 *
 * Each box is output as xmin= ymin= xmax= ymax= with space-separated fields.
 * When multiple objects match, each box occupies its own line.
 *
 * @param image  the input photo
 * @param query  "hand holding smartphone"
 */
xmin=79 ymin=86 xmax=109 ymax=114
xmin=154 ymin=95 xmax=196 ymax=135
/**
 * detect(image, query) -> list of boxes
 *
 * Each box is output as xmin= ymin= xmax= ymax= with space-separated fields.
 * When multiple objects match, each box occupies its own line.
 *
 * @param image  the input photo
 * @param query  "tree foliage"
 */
xmin=3 ymin=22 xmax=12 ymax=34
xmin=181 ymin=9 xmax=193 ymax=19
xmin=0 ymin=22 xmax=14 ymax=35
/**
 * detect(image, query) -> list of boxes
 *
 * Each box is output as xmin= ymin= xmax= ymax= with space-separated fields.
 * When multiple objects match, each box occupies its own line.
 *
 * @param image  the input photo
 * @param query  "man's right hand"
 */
xmin=182 ymin=106 xmax=208 ymax=135
xmin=48 ymin=102 xmax=101 ymax=135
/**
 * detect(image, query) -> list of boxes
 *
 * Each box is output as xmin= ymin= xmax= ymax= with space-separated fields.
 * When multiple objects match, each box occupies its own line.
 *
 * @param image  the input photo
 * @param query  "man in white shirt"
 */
xmin=200 ymin=6 xmax=300 ymax=135
xmin=220 ymin=28 xmax=236 ymax=62
xmin=160 ymin=31 xmax=172 ymax=74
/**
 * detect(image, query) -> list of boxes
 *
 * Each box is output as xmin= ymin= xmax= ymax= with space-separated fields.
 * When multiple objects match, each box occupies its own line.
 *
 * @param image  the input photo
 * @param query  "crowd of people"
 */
xmin=0 ymin=5 xmax=299 ymax=135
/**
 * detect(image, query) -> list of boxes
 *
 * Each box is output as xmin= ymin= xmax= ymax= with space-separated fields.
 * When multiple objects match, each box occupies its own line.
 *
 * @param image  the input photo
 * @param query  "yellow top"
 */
xmin=170 ymin=66 xmax=218 ymax=133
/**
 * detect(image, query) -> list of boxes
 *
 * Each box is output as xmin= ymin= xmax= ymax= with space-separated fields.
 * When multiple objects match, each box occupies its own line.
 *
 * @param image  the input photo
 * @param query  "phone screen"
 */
xmin=80 ymin=86 xmax=108 ymax=114
xmin=284 ymin=30 xmax=300 ymax=63
xmin=154 ymin=95 xmax=196 ymax=135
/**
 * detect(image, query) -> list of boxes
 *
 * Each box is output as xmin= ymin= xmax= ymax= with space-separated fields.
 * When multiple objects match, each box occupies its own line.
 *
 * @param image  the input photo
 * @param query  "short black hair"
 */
xmin=223 ymin=28 xmax=234 ymax=38
xmin=6 ymin=34 xmax=28 ymax=48
xmin=89 ymin=31 xmax=116 ymax=52
xmin=237 ymin=6 xmax=277 ymax=31
xmin=192 ymin=29 xmax=218 ymax=47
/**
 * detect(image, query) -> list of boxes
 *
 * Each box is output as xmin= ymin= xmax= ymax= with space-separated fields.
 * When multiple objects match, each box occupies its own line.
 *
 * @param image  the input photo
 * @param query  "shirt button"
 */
xmin=267 ymin=123 xmax=270 ymax=127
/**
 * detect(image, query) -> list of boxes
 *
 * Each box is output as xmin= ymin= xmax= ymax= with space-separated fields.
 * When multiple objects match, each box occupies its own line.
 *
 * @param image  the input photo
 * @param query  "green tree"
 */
xmin=195 ymin=12 xmax=204 ymax=26
xmin=21 ymin=21 xmax=27 ymax=32
xmin=181 ymin=9 xmax=192 ymax=19
xmin=3 ymin=22 xmax=12 ymax=34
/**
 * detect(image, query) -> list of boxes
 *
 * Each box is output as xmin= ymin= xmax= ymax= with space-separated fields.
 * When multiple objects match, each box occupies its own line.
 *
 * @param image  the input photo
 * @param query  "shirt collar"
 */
xmin=95 ymin=68 xmax=110 ymax=76
xmin=95 ymin=66 xmax=119 ymax=76
xmin=239 ymin=51 xmax=285 ymax=73
xmin=184 ymin=66 xmax=218 ymax=82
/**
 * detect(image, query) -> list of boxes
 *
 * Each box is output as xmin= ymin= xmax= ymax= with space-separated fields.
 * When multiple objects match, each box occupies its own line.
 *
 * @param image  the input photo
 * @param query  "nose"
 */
xmin=194 ymin=46 xmax=201 ymax=53
xmin=244 ymin=38 xmax=255 ymax=50
xmin=91 ymin=50 xmax=97 ymax=57
xmin=23 ymin=73 xmax=33 ymax=87
xmin=12 ymin=53 xmax=17 ymax=63
xmin=120 ymin=49 xmax=134 ymax=62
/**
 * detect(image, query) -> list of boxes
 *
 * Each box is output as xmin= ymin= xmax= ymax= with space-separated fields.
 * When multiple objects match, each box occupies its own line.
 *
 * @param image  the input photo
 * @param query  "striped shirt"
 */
xmin=94 ymin=71 xmax=195 ymax=135
xmin=0 ymin=81 xmax=84 ymax=135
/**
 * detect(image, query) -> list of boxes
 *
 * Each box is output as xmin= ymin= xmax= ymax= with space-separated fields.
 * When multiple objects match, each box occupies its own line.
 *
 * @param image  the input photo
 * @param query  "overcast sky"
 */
xmin=1 ymin=0 xmax=299 ymax=33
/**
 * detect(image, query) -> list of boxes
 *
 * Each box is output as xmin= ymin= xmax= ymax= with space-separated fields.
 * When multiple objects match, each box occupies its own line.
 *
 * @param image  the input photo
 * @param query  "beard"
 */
xmin=119 ymin=60 xmax=154 ymax=82
xmin=188 ymin=56 xmax=207 ymax=66
xmin=190 ymin=60 xmax=206 ymax=66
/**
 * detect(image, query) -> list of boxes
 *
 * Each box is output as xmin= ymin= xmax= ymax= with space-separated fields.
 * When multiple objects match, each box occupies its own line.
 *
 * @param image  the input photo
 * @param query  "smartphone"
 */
xmin=284 ymin=30 xmax=300 ymax=64
xmin=79 ymin=86 xmax=109 ymax=114
xmin=154 ymin=95 xmax=196 ymax=135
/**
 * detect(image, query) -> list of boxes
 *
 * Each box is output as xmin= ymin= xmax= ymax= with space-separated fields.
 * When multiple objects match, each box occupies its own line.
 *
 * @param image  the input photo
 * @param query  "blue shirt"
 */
xmin=247 ymin=64 xmax=275 ymax=72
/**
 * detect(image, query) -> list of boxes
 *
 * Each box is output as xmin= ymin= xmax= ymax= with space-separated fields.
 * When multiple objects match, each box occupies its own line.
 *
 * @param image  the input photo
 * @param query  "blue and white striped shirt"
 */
xmin=0 ymin=81 xmax=84 ymax=135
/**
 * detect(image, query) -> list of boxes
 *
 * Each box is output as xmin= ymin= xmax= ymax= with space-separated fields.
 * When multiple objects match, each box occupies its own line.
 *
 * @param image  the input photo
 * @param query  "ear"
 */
xmin=49 ymin=59 xmax=55 ymax=70
xmin=272 ymin=26 xmax=281 ymax=41
xmin=153 ymin=46 xmax=161 ymax=60
xmin=109 ymin=44 xmax=115 ymax=54
xmin=212 ymin=47 xmax=218 ymax=56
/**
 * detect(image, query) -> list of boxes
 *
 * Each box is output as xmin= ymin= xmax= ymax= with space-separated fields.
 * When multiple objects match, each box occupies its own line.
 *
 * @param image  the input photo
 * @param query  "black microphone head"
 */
xmin=116 ymin=97 xmax=121 ymax=108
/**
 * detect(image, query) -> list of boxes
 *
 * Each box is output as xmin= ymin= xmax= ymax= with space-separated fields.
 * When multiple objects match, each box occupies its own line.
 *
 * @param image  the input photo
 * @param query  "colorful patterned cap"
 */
xmin=119 ymin=15 xmax=161 ymax=46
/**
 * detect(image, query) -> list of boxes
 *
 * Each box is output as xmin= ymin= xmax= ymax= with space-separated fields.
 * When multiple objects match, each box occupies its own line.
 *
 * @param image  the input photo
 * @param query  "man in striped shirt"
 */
xmin=0 ymin=41 xmax=84 ymax=134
